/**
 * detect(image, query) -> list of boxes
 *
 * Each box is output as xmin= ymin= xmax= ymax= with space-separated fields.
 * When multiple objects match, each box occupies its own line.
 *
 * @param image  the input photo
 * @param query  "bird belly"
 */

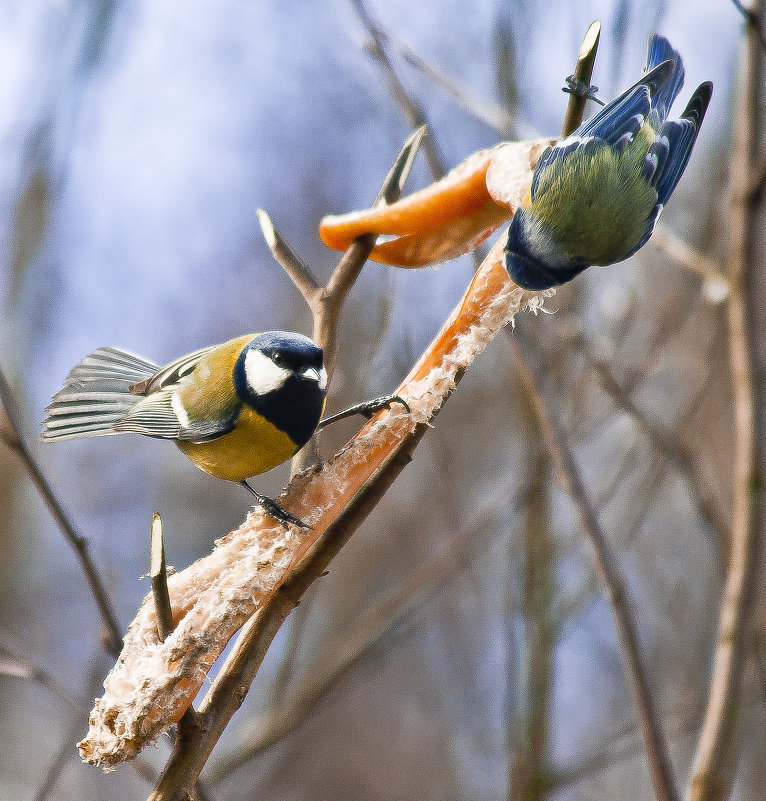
xmin=176 ymin=406 xmax=299 ymax=482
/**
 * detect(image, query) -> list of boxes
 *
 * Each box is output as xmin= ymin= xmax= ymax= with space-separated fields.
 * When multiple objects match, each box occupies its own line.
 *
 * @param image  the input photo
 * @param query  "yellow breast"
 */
xmin=176 ymin=405 xmax=299 ymax=482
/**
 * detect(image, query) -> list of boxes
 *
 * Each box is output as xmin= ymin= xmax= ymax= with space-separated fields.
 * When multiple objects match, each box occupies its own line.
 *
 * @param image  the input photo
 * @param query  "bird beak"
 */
xmin=300 ymin=366 xmax=328 ymax=390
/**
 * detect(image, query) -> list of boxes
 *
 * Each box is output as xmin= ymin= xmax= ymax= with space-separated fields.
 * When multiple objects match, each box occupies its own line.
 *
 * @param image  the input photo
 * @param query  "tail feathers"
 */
xmin=42 ymin=346 xmax=159 ymax=442
xmin=652 ymin=81 xmax=712 ymax=205
xmin=646 ymin=34 xmax=685 ymax=125
xmin=63 ymin=346 xmax=159 ymax=385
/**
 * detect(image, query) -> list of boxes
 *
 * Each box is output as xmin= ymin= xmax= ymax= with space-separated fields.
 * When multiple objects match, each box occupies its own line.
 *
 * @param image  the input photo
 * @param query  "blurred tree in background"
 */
xmin=0 ymin=1 xmax=763 ymax=799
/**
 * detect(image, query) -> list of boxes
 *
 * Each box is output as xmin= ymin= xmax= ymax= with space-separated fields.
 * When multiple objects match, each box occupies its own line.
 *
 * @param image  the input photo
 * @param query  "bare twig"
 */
xmin=385 ymin=29 xmax=524 ymax=136
xmin=261 ymin=124 xmax=424 ymax=480
xmin=150 ymin=513 xmax=175 ymax=642
xmin=560 ymin=21 xmax=601 ymax=138
xmin=509 ymin=328 xmax=680 ymax=801
xmin=0 ymin=642 xmax=85 ymax=713
xmin=688 ymin=8 xmax=762 ymax=800
xmin=150 ymin=513 xmax=203 ymax=750
xmin=567 ymin=330 xmax=730 ymax=556
xmin=731 ymin=0 xmax=766 ymax=49
xmin=260 ymin=124 xmax=425 ymax=381
xmin=33 ymin=720 xmax=82 ymax=801
xmin=256 ymin=209 xmax=320 ymax=302
xmin=747 ymin=143 xmax=766 ymax=202
xmin=348 ymin=0 xmax=447 ymax=178
xmin=509 ymin=442 xmax=554 ymax=801
xmin=0 ymin=367 xmax=122 ymax=655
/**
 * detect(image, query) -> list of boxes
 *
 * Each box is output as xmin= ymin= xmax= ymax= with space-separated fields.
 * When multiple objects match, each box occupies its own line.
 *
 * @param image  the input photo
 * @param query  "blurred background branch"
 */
xmin=0 ymin=367 xmax=122 ymax=655
xmin=688 ymin=3 xmax=763 ymax=799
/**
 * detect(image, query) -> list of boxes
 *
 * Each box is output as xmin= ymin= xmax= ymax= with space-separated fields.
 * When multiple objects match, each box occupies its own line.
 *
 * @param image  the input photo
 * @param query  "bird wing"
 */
xmin=115 ymin=341 xmax=246 ymax=442
xmin=113 ymin=388 xmax=240 ymax=443
xmin=530 ymin=60 xmax=674 ymax=203
xmin=645 ymin=35 xmax=685 ymax=126
xmin=129 ymin=345 xmax=218 ymax=394
xmin=644 ymin=81 xmax=713 ymax=207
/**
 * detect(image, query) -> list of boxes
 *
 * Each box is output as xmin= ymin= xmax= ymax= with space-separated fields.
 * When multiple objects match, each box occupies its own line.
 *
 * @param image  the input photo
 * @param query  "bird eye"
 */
xmin=272 ymin=352 xmax=285 ymax=366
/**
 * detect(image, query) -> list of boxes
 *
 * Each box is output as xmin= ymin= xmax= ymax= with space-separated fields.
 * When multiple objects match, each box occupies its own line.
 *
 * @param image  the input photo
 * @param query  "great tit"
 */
xmin=42 ymin=331 xmax=328 ymax=528
xmin=503 ymin=34 xmax=712 ymax=289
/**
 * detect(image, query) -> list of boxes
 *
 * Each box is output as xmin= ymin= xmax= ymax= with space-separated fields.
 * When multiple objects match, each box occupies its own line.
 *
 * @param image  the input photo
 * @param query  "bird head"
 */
xmin=235 ymin=332 xmax=327 ymax=448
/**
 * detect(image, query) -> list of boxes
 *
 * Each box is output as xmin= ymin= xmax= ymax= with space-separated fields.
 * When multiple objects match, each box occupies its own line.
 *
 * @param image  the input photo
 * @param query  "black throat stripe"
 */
xmin=233 ymin=355 xmax=325 ymax=448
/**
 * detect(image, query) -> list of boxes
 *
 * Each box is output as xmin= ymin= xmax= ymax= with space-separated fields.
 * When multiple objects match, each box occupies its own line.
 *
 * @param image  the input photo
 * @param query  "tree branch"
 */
xmin=688 ymin=6 xmax=762 ymax=799
xmin=0 ymin=366 xmax=123 ymax=655
xmin=77 ymin=143 xmax=551 ymax=785
xmin=509 ymin=328 xmax=680 ymax=801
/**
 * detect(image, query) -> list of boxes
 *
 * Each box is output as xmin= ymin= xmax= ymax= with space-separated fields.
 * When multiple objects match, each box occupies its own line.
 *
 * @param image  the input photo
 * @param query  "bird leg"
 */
xmin=562 ymin=74 xmax=606 ymax=105
xmin=317 ymin=395 xmax=410 ymax=429
xmin=239 ymin=481 xmax=311 ymax=529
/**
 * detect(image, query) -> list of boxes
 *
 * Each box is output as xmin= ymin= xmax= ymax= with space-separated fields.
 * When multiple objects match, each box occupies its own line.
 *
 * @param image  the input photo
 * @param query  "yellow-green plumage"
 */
xmin=172 ymin=334 xmax=301 ymax=481
xmin=531 ymin=125 xmax=658 ymax=265
xmin=177 ymin=405 xmax=305 ymax=482
xmin=502 ymin=34 xmax=712 ymax=290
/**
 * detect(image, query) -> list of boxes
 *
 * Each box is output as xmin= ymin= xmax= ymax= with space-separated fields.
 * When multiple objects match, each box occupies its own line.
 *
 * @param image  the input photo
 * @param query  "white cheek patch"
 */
xmin=244 ymin=349 xmax=290 ymax=395
xmin=318 ymin=367 xmax=328 ymax=391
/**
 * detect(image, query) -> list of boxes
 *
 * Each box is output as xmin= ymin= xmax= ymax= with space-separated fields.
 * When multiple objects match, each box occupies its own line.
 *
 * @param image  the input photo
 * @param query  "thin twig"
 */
xmin=262 ymin=125 xmax=423 ymax=476
xmin=510 ymin=441 xmax=555 ymax=801
xmin=566 ymin=329 xmax=730 ymax=556
xmin=0 ymin=366 xmax=123 ymax=655
xmin=560 ymin=21 xmax=601 ymax=138
xmin=0 ymin=642 xmax=85 ymax=713
xmin=746 ymin=143 xmax=766 ymax=202
xmin=731 ymin=0 xmax=766 ymax=49
xmin=688 ymin=8 xmax=762 ymax=800
xmin=348 ymin=0 xmax=447 ymax=178
xmin=384 ymin=29 xmax=524 ymax=136
xmin=256 ymin=209 xmax=320 ymax=302
xmin=150 ymin=513 xmax=203 ymax=745
xmin=508 ymin=328 xmax=680 ymax=801
xmin=150 ymin=513 xmax=175 ymax=642
xmin=261 ymin=124 xmax=425 ymax=381
xmin=650 ymin=226 xmax=729 ymax=298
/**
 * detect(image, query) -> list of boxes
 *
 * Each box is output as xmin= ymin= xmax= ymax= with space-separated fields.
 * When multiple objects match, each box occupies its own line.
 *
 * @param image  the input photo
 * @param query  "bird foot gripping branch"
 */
xmin=320 ymin=34 xmax=711 ymax=290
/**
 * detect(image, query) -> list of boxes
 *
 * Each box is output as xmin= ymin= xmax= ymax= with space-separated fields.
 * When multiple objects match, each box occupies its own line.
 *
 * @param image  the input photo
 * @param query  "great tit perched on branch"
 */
xmin=503 ymin=34 xmax=712 ymax=290
xmin=42 ymin=331 xmax=405 ymax=528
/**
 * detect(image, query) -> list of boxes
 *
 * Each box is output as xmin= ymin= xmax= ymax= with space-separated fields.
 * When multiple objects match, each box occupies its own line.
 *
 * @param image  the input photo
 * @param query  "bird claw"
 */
xmin=317 ymin=394 xmax=410 ymax=428
xmin=562 ymin=75 xmax=606 ymax=106
xmin=357 ymin=394 xmax=411 ymax=419
xmin=240 ymin=481 xmax=311 ymax=529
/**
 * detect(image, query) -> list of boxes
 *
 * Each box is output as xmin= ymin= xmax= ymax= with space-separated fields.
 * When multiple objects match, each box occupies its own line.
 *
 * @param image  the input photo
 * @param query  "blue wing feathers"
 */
xmin=645 ymin=35 xmax=685 ymax=124
xmin=651 ymin=81 xmax=712 ymax=204
xmin=577 ymin=60 xmax=673 ymax=140
xmin=504 ymin=36 xmax=711 ymax=290
xmin=532 ymin=61 xmax=671 ymax=199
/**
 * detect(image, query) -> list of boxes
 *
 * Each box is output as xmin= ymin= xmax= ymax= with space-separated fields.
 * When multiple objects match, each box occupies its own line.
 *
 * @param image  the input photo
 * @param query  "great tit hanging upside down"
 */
xmin=503 ymin=34 xmax=712 ymax=289
xmin=42 ymin=331 xmax=404 ymax=528
xmin=318 ymin=35 xmax=711 ymax=291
